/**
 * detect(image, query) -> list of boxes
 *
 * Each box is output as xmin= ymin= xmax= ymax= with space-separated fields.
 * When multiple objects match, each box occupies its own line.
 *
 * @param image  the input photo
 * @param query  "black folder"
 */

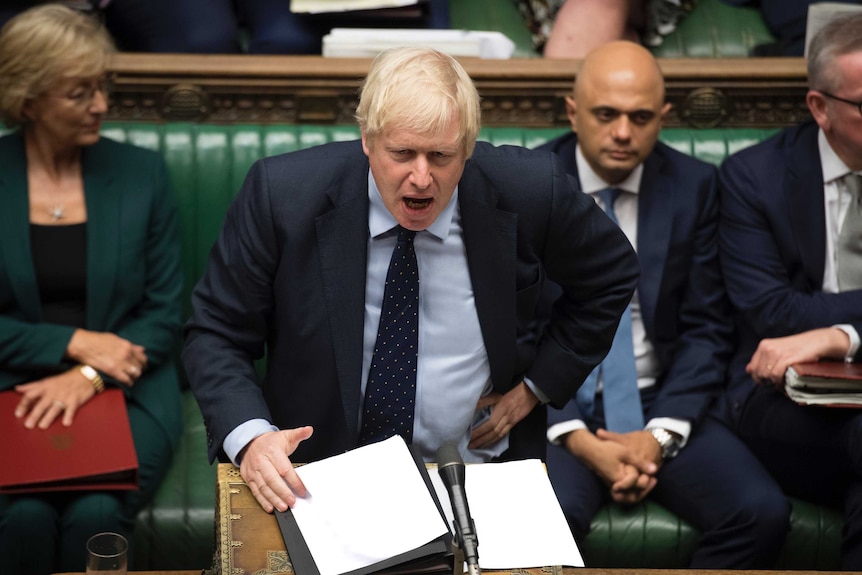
xmin=275 ymin=444 xmax=453 ymax=575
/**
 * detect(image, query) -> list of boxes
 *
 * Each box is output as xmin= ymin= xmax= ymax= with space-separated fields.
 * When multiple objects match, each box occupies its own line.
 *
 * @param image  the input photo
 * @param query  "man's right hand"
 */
xmin=239 ymin=427 xmax=314 ymax=513
xmin=564 ymin=428 xmax=658 ymax=504
xmin=747 ymin=327 xmax=851 ymax=388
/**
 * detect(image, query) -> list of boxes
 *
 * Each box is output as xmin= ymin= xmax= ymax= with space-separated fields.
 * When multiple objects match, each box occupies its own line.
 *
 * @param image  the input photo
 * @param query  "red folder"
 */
xmin=788 ymin=360 xmax=862 ymax=388
xmin=0 ymin=388 xmax=139 ymax=493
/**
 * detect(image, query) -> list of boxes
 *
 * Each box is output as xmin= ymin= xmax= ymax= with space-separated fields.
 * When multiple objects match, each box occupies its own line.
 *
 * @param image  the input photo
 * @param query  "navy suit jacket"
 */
xmin=183 ymin=139 xmax=639 ymax=464
xmin=719 ymin=121 xmax=862 ymax=425
xmin=537 ymin=133 xmax=733 ymax=428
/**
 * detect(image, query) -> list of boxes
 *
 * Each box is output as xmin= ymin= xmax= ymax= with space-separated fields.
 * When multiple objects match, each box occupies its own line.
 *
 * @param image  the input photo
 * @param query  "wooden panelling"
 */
xmin=107 ymin=54 xmax=809 ymax=129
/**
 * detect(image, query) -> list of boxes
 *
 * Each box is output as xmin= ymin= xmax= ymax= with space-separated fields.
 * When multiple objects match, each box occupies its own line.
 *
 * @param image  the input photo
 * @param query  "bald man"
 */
xmin=535 ymin=41 xmax=789 ymax=567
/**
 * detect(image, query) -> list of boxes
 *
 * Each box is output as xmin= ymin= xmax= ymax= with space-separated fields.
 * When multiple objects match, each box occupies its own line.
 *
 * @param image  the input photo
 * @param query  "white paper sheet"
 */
xmin=290 ymin=436 xmax=449 ymax=575
xmin=292 ymin=0 xmax=419 ymax=14
xmin=322 ymin=28 xmax=516 ymax=59
xmin=430 ymin=459 xmax=584 ymax=569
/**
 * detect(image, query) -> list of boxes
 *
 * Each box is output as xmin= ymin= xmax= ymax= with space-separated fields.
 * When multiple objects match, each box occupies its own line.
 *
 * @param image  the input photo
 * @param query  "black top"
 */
xmin=30 ymin=223 xmax=87 ymax=328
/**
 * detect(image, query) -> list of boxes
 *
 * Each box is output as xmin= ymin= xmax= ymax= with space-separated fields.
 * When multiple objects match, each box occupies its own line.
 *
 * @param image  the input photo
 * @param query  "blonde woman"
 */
xmin=0 ymin=6 xmax=183 ymax=574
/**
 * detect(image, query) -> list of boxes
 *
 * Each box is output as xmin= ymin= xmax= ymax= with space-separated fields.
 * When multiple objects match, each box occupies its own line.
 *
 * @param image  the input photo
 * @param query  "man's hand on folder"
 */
xmin=747 ymin=327 xmax=852 ymax=387
xmin=239 ymin=426 xmax=314 ymax=513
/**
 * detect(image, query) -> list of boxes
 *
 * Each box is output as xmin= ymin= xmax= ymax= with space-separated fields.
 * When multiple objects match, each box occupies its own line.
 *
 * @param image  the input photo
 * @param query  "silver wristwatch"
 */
xmin=648 ymin=427 xmax=682 ymax=460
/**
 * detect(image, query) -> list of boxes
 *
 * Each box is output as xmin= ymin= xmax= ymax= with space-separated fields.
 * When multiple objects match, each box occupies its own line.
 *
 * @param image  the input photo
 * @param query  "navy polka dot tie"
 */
xmin=359 ymin=226 xmax=419 ymax=445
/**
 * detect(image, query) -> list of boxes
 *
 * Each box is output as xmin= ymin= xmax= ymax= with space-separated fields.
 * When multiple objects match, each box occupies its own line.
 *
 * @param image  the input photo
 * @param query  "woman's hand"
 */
xmin=14 ymin=368 xmax=97 ymax=429
xmin=66 ymin=329 xmax=147 ymax=387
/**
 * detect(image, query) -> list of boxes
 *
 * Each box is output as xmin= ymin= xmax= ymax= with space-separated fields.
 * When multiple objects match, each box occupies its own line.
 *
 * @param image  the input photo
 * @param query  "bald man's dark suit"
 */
xmin=536 ymin=132 xmax=789 ymax=568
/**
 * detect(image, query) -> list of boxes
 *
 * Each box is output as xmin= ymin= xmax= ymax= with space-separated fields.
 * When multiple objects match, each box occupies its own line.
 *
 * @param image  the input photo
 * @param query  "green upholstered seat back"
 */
xmin=448 ymin=0 xmax=774 ymax=58
xmin=100 ymin=122 xmax=777 ymax=321
xmin=100 ymin=122 xmax=776 ymax=322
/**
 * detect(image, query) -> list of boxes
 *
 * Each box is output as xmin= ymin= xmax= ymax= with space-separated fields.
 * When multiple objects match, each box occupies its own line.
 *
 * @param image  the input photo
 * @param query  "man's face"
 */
xmin=567 ymin=69 xmax=670 ymax=185
xmin=810 ymin=51 xmax=862 ymax=171
xmin=362 ymin=116 xmax=468 ymax=231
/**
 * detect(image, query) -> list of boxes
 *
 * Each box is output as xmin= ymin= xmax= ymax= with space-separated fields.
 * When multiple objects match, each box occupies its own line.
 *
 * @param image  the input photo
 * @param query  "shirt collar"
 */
xmin=367 ymin=169 xmax=458 ymax=240
xmin=575 ymin=143 xmax=643 ymax=195
xmin=818 ymin=128 xmax=861 ymax=184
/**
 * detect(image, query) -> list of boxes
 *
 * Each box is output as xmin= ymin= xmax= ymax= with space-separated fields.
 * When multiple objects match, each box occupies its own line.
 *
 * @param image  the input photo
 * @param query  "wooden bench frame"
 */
xmin=108 ymin=54 xmax=808 ymax=130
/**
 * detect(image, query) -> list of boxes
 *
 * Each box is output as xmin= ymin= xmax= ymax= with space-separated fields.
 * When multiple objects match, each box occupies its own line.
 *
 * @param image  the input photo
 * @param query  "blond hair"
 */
xmin=0 ymin=4 xmax=115 ymax=127
xmin=355 ymin=47 xmax=481 ymax=157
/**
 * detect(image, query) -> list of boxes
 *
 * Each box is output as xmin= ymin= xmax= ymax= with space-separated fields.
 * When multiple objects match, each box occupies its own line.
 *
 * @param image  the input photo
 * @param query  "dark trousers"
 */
xmin=0 ymin=400 xmax=174 ymax=575
xmin=737 ymin=384 xmax=862 ymax=570
xmin=547 ymin=410 xmax=790 ymax=568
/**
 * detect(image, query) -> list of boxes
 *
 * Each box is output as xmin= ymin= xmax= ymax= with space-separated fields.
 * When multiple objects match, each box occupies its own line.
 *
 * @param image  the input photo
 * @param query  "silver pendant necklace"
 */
xmin=49 ymin=204 xmax=65 ymax=222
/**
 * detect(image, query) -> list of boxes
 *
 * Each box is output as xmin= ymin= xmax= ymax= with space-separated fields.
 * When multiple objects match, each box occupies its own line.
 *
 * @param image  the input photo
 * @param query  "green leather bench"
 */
xmin=449 ymin=0 xmax=775 ymax=58
xmin=109 ymin=123 xmax=841 ymax=571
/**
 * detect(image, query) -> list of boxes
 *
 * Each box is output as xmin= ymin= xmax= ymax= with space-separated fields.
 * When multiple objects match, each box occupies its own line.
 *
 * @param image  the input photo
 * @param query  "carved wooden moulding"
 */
xmin=105 ymin=54 xmax=809 ymax=129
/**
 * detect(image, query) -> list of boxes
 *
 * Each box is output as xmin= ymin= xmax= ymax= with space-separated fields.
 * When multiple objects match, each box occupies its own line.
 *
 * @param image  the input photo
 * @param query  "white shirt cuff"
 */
xmin=547 ymin=419 xmax=588 ymax=445
xmin=524 ymin=376 xmax=550 ymax=404
xmin=833 ymin=324 xmax=860 ymax=361
xmin=223 ymin=419 xmax=279 ymax=466
xmin=646 ymin=417 xmax=692 ymax=447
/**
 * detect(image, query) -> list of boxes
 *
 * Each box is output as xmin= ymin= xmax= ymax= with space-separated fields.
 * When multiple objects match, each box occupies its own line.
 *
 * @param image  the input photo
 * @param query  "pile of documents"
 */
xmin=785 ymin=361 xmax=862 ymax=407
xmin=277 ymin=436 xmax=582 ymax=575
xmin=322 ymin=28 xmax=516 ymax=59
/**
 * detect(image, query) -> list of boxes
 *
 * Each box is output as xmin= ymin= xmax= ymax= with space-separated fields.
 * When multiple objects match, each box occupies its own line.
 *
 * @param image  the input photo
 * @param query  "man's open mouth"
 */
xmin=404 ymin=198 xmax=432 ymax=209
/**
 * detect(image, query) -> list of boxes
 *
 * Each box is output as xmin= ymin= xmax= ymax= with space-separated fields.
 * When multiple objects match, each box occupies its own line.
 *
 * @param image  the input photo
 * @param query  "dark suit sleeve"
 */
xmin=182 ymin=159 xmax=280 ymax=461
xmin=528 ymin=165 xmax=640 ymax=408
xmin=719 ymin=152 xmax=862 ymax=336
xmin=647 ymin=166 xmax=733 ymax=424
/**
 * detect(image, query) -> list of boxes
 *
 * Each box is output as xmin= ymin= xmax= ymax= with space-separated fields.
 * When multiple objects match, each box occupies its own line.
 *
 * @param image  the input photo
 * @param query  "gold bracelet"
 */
xmin=79 ymin=364 xmax=105 ymax=394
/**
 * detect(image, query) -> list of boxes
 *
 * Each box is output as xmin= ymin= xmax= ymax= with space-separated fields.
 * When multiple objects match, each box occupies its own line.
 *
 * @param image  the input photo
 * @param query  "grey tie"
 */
xmin=837 ymin=173 xmax=862 ymax=291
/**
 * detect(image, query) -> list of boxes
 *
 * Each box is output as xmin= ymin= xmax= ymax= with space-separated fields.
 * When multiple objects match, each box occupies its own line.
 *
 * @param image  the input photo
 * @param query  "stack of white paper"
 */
xmin=292 ymin=0 xmax=419 ymax=13
xmin=322 ymin=28 xmax=516 ymax=59
xmin=429 ymin=458 xmax=584 ymax=569
xmin=288 ymin=436 xmax=583 ymax=575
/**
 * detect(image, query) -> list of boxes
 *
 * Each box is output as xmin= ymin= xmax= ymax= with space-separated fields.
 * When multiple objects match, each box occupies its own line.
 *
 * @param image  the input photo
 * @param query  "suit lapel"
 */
xmin=556 ymin=133 xmax=664 ymax=336
xmin=635 ymin=152 xmax=672 ymax=336
xmin=82 ymin=141 xmax=120 ymax=330
xmin=0 ymin=134 xmax=42 ymax=320
xmin=459 ymin=162 xmax=518 ymax=390
xmin=786 ymin=127 xmax=827 ymax=288
xmin=315 ymin=173 xmax=370 ymax=444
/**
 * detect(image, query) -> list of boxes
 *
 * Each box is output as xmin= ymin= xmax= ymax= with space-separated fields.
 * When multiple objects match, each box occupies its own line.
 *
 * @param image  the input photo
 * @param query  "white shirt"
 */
xmin=364 ymin=171 xmax=506 ymax=463
xmin=223 ymin=170 xmax=508 ymax=465
xmin=547 ymin=145 xmax=691 ymax=447
xmin=817 ymin=130 xmax=861 ymax=358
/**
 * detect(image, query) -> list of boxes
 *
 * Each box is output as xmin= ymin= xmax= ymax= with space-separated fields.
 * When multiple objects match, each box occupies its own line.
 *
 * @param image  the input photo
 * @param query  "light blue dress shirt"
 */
xmin=364 ymin=171 xmax=506 ymax=463
xmin=224 ymin=169 xmax=508 ymax=464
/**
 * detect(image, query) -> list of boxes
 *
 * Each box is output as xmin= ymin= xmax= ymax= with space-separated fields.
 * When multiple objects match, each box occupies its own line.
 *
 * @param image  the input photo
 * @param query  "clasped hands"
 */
xmin=565 ymin=428 xmax=661 ymax=504
xmin=239 ymin=381 xmax=540 ymax=513
xmin=13 ymin=328 xmax=146 ymax=430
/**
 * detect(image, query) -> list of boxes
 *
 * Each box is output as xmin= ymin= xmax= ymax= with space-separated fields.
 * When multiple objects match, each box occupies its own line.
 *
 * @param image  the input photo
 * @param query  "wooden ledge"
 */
xmin=107 ymin=54 xmax=809 ymax=128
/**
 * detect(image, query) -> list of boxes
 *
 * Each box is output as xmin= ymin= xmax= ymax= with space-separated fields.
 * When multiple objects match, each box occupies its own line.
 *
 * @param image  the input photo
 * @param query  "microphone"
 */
xmin=437 ymin=444 xmax=480 ymax=575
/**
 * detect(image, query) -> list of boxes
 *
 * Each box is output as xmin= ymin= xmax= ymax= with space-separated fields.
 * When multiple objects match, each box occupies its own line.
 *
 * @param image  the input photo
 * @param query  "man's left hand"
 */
xmin=468 ymin=381 xmax=539 ymax=449
xmin=596 ymin=428 xmax=664 ymax=467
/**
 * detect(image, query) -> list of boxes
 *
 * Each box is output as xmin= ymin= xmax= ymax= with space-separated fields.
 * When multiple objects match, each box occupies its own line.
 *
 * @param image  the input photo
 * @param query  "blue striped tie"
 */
xmin=576 ymin=188 xmax=644 ymax=432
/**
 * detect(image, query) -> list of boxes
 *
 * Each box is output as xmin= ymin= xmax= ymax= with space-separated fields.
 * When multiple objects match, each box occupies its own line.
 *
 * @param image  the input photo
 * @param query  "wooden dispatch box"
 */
xmin=214 ymin=463 xmax=566 ymax=575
